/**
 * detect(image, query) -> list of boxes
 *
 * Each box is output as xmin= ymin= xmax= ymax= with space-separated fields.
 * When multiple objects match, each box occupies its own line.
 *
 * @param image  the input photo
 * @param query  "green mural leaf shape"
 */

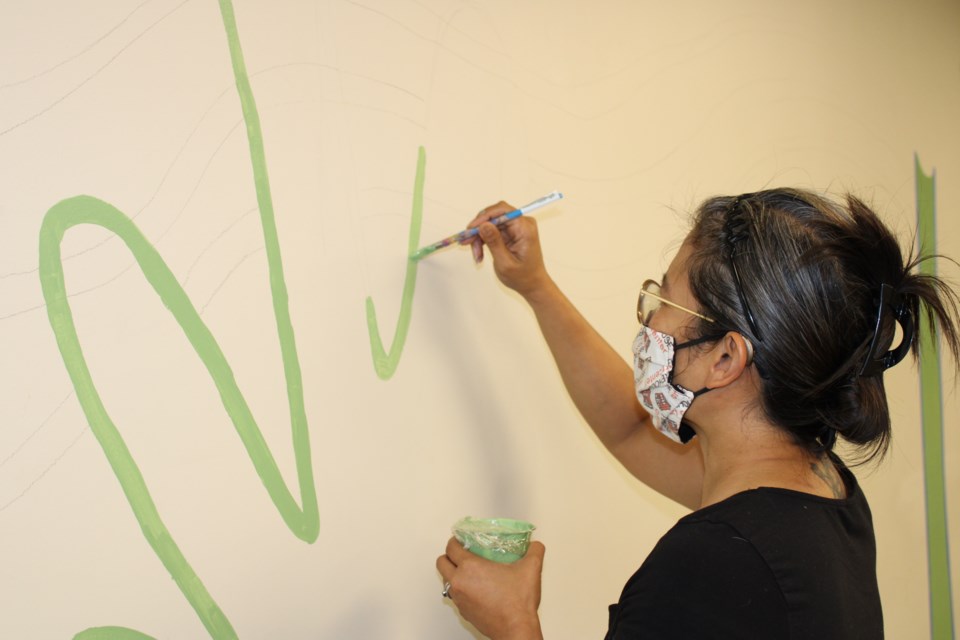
xmin=365 ymin=146 xmax=425 ymax=380
xmin=38 ymin=0 xmax=320 ymax=637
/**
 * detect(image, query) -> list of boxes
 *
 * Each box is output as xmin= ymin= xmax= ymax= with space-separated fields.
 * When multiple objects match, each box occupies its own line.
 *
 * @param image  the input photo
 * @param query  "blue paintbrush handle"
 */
xmin=412 ymin=191 xmax=562 ymax=260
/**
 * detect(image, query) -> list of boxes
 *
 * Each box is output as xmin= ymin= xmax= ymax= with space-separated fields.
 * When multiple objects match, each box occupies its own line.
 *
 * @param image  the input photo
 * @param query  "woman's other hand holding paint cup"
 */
xmin=436 ymin=536 xmax=546 ymax=640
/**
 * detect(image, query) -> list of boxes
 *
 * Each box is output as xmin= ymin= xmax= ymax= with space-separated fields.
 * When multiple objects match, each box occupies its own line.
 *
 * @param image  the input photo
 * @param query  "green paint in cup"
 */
xmin=452 ymin=517 xmax=536 ymax=564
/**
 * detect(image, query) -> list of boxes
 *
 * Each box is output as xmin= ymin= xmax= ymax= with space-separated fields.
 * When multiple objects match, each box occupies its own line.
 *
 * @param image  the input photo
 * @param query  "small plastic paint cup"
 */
xmin=452 ymin=517 xmax=536 ymax=564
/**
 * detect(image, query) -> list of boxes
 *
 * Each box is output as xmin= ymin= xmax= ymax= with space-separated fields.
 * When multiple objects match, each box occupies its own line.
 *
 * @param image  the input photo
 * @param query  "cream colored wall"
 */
xmin=1 ymin=1 xmax=957 ymax=638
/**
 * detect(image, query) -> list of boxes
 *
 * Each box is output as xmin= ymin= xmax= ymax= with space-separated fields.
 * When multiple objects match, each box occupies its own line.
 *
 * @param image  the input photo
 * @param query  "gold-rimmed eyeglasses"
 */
xmin=637 ymin=279 xmax=715 ymax=326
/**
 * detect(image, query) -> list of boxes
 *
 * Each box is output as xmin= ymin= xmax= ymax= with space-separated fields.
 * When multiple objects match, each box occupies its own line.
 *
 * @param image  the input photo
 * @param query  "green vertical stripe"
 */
xmin=915 ymin=154 xmax=955 ymax=640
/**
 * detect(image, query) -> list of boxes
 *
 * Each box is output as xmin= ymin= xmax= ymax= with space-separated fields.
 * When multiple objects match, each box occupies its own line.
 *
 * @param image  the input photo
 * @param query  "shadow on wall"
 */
xmin=428 ymin=266 xmax=529 ymax=518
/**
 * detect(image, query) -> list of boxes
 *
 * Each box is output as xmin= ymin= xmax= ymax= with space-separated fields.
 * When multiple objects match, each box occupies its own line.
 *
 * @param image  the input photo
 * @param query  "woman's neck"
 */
xmin=696 ymin=422 xmax=845 ymax=508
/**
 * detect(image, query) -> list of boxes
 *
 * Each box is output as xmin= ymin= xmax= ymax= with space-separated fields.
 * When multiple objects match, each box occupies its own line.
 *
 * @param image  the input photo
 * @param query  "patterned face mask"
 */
xmin=632 ymin=326 xmax=713 ymax=444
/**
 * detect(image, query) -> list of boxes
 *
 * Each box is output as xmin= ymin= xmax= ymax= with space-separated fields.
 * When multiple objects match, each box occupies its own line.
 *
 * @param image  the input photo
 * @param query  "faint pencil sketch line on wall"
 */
xmin=0 ymin=426 xmax=88 ymax=513
xmin=915 ymin=155 xmax=955 ymax=640
xmin=349 ymin=0 xmax=678 ymax=122
xmin=0 ymin=112 xmax=251 ymax=319
xmin=0 ymin=0 xmax=195 ymax=137
xmin=0 ymin=60 xmax=418 ymax=286
xmin=0 ymin=0 xmax=158 ymax=89
xmin=182 ymin=206 xmax=258 ymax=285
xmin=345 ymin=0 xmax=508 ymax=87
xmin=38 ymin=1 xmax=320 ymax=637
xmin=253 ymin=61 xmax=427 ymax=102
xmin=0 ymin=391 xmax=74 ymax=469
xmin=151 ymin=119 xmax=250 ymax=245
xmin=198 ymin=245 xmax=265 ymax=313
xmin=0 ymin=262 xmax=137 ymax=322
xmin=0 ymin=80 xmax=232 ymax=284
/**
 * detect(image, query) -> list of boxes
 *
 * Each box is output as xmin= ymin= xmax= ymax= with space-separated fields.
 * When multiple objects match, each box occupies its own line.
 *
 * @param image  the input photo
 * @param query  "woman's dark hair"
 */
xmin=685 ymin=188 xmax=960 ymax=463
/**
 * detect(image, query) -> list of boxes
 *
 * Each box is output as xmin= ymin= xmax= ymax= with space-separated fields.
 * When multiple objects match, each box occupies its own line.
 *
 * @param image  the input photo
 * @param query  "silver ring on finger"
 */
xmin=442 ymin=581 xmax=452 ymax=598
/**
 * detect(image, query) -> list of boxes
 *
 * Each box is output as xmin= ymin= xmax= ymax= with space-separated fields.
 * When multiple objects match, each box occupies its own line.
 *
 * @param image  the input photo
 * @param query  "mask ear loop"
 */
xmin=677 ymin=422 xmax=697 ymax=444
xmin=671 ymin=331 xmax=751 ymax=445
xmin=652 ymin=332 xmax=713 ymax=445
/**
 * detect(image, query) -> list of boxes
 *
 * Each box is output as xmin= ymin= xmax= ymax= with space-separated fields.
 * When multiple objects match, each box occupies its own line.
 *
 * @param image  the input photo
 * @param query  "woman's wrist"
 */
xmin=521 ymin=274 xmax=561 ymax=308
xmin=498 ymin=614 xmax=543 ymax=640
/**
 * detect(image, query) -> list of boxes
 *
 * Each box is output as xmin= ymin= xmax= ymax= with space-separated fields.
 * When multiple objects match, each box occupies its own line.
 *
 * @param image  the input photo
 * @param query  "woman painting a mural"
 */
xmin=436 ymin=189 xmax=960 ymax=639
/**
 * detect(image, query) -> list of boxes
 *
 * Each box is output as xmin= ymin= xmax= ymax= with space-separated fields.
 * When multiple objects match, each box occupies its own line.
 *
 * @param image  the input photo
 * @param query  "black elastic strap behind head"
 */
xmin=724 ymin=195 xmax=763 ymax=342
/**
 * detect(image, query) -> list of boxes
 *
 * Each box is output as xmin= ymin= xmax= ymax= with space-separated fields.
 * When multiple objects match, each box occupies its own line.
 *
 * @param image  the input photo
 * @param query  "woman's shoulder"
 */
xmin=613 ymin=519 xmax=789 ymax=639
xmin=687 ymin=462 xmax=871 ymax=526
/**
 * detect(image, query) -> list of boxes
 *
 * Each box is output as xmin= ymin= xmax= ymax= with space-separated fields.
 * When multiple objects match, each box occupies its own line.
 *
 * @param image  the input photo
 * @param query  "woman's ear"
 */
xmin=706 ymin=332 xmax=754 ymax=389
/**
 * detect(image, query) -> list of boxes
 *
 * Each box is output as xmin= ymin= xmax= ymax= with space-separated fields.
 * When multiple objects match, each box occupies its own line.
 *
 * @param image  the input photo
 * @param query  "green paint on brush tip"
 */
xmin=410 ymin=243 xmax=437 ymax=261
xmin=39 ymin=0 xmax=319 ymax=637
xmin=915 ymin=154 xmax=955 ymax=640
xmin=365 ymin=145 xmax=426 ymax=380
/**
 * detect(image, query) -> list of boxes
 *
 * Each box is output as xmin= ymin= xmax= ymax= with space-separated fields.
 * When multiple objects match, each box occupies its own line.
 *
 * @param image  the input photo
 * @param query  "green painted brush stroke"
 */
xmin=365 ymin=146 xmax=425 ymax=380
xmin=38 ymin=0 xmax=318 ymax=638
xmin=915 ymin=154 xmax=955 ymax=640
xmin=74 ymin=628 xmax=155 ymax=640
